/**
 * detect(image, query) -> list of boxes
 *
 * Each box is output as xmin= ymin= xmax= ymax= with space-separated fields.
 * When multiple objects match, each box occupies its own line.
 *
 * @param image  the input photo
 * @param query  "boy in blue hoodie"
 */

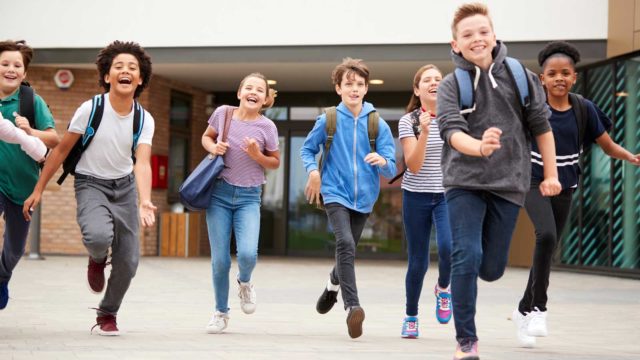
xmin=437 ymin=3 xmax=561 ymax=359
xmin=300 ymin=58 xmax=396 ymax=339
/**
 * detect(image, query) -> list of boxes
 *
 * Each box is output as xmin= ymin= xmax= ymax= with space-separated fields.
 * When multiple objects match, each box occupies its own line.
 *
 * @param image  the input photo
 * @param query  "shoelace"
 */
xmin=89 ymin=307 xmax=116 ymax=333
xmin=437 ymin=293 xmax=450 ymax=311
xmin=460 ymin=339 xmax=476 ymax=353
xmin=239 ymin=284 xmax=254 ymax=303
xmin=404 ymin=320 xmax=417 ymax=331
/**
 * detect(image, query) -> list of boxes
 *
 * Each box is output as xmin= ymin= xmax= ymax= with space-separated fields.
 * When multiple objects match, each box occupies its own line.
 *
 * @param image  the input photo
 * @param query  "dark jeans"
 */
xmin=518 ymin=187 xmax=574 ymax=313
xmin=403 ymin=190 xmax=452 ymax=316
xmin=325 ymin=203 xmax=369 ymax=309
xmin=0 ymin=192 xmax=31 ymax=283
xmin=446 ymin=188 xmax=520 ymax=342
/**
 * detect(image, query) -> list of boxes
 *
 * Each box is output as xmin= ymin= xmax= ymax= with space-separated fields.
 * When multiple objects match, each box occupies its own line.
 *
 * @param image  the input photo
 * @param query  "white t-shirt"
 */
xmin=398 ymin=111 xmax=444 ymax=193
xmin=68 ymin=93 xmax=155 ymax=179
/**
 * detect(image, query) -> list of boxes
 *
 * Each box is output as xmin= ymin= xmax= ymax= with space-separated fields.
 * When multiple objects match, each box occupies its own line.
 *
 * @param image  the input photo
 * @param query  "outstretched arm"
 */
xmin=596 ymin=132 xmax=640 ymax=166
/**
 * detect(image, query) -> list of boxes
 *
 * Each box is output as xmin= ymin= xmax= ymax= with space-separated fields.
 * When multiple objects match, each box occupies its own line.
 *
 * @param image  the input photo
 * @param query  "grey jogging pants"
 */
xmin=74 ymin=173 xmax=139 ymax=315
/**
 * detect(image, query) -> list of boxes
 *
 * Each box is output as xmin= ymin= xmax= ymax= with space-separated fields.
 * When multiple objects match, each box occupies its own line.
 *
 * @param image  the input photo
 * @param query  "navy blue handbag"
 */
xmin=179 ymin=107 xmax=233 ymax=211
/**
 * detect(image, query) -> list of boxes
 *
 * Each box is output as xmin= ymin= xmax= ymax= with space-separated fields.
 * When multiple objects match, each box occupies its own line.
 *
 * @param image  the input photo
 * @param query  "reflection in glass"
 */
xmin=168 ymin=136 xmax=187 ymax=196
xmin=260 ymin=136 xmax=287 ymax=253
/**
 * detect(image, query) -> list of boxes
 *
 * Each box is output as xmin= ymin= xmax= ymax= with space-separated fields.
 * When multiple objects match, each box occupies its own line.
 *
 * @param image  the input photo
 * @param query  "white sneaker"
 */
xmin=512 ymin=309 xmax=536 ymax=348
xmin=238 ymin=281 xmax=256 ymax=314
xmin=206 ymin=311 xmax=229 ymax=334
xmin=527 ymin=307 xmax=548 ymax=337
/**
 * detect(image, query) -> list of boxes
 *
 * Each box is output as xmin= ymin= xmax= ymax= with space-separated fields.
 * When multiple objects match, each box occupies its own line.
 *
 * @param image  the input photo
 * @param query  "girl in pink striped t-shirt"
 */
xmin=201 ymin=73 xmax=280 ymax=334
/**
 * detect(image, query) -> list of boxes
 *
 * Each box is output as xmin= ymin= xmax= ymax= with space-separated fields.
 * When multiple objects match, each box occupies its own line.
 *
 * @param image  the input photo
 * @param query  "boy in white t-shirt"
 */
xmin=23 ymin=41 xmax=156 ymax=336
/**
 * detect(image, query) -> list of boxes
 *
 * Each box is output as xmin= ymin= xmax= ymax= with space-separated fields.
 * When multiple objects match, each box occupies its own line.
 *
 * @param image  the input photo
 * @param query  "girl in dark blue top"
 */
xmin=512 ymin=41 xmax=640 ymax=348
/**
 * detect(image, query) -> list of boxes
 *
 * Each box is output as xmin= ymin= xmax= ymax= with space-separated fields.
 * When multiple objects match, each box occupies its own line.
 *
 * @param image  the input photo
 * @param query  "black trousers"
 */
xmin=518 ymin=187 xmax=574 ymax=313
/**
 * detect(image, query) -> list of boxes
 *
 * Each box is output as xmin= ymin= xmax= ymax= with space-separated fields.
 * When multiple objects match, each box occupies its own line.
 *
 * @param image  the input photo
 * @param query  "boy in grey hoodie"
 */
xmin=437 ymin=3 xmax=561 ymax=360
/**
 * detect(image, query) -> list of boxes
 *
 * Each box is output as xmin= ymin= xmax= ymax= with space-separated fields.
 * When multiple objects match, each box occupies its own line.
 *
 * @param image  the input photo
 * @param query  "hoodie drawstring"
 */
xmin=488 ymin=63 xmax=498 ymax=89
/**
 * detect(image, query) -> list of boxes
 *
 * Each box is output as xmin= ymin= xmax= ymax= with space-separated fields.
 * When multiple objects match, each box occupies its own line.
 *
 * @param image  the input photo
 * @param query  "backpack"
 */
xmin=568 ymin=92 xmax=613 ymax=151
xmin=56 ymin=94 xmax=145 ymax=185
xmin=388 ymin=108 xmax=421 ymax=184
xmin=454 ymin=57 xmax=531 ymax=118
xmin=18 ymin=82 xmax=38 ymax=129
xmin=315 ymin=106 xmax=379 ymax=209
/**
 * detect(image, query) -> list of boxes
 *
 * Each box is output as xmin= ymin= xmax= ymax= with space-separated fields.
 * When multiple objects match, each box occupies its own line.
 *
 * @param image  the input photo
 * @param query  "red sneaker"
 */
xmin=87 ymin=257 xmax=107 ymax=294
xmin=92 ymin=314 xmax=120 ymax=336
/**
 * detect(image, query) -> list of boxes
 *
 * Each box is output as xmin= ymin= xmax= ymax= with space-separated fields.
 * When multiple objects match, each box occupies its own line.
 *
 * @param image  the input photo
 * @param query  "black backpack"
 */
xmin=388 ymin=108 xmax=422 ymax=184
xmin=18 ymin=82 xmax=38 ymax=129
xmin=56 ymin=94 xmax=145 ymax=185
xmin=568 ymin=92 xmax=612 ymax=151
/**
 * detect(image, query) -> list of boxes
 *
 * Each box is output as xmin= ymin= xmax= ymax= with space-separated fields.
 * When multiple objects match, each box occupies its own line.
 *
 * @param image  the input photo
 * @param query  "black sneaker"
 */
xmin=316 ymin=287 xmax=338 ymax=314
xmin=346 ymin=305 xmax=365 ymax=338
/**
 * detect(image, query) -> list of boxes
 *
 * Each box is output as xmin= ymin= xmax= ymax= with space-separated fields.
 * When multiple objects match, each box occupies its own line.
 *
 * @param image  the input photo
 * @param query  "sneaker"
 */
xmin=0 ymin=281 xmax=8 ymax=310
xmin=91 ymin=314 xmax=120 ymax=336
xmin=346 ymin=306 xmax=365 ymax=339
xmin=87 ymin=256 xmax=108 ymax=294
xmin=238 ymin=280 xmax=256 ymax=314
xmin=512 ymin=309 xmax=536 ymax=348
xmin=206 ymin=311 xmax=229 ymax=334
xmin=527 ymin=307 xmax=548 ymax=337
xmin=316 ymin=287 xmax=339 ymax=314
xmin=453 ymin=339 xmax=479 ymax=360
xmin=435 ymin=284 xmax=452 ymax=324
xmin=401 ymin=316 xmax=419 ymax=338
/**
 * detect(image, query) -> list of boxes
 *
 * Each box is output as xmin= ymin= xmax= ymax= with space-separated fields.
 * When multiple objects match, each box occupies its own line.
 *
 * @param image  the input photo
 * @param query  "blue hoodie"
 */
xmin=300 ymin=101 xmax=396 ymax=213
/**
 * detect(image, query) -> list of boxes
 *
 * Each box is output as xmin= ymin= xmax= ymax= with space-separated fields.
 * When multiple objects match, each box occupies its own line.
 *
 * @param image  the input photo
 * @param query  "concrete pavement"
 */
xmin=1 ymin=256 xmax=638 ymax=359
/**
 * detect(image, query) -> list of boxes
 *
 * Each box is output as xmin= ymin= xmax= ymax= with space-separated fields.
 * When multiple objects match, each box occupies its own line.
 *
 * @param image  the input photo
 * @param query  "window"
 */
xmin=168 ymin=91 xmax=192 ymax=203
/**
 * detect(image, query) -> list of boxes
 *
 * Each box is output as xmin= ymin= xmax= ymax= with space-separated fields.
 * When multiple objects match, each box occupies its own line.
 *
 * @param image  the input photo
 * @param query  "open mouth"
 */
xmin=428 ymin=88 xmax=437 ymax=94
xmin=247 ymin=96 xmax=258 ymax=104
xmin=118 ymin=78 xmax=132 ymax=85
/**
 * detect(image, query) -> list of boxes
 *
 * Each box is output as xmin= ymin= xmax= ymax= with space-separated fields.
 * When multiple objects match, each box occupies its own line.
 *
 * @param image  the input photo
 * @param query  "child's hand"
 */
xmin=212 ymin=141 xmax=229 ymax=156
xmin=139 ymin=200 xmax=157 ymax=227
xmin=539 ymin=177 xmax=561 ymax=197
xmin=304 ymin=170 xmax=321 ymax=206
xmin=13 ymin=112 xmax=32 ymax=135
xmin=419 ymin=111 xmax=432 ymax=134
xmin=22 ymin=191 xmax=41 ymax=221
xmin=479 ymin=127 xmax=502 ymax=157
xmin=364 ymin=152 xmax=387 ymax=167
xmin=627 ymin=153 xmax=640 ymax=166
xmin=242 ymin=137 xmax=261 ymax=160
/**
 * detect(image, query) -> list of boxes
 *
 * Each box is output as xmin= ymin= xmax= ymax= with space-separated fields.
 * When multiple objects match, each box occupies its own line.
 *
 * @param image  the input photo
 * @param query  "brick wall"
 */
xmin=0 ymin=65 xmax=208 ymax=257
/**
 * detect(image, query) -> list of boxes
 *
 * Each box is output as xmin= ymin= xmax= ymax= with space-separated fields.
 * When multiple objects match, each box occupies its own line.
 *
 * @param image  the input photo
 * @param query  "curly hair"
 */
xmin=537 ymin=41 xmax=581 ymax=68
xmin=95 ymin=41 xmax=152 ymax=98
xmin=0 ymin=40 xmax=34 ymax=71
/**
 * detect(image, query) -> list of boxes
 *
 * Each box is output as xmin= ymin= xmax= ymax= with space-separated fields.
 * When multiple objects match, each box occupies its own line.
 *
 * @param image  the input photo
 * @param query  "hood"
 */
xmin=451 ymin=40 xmax=508 ymax=71
xmin=336 ymin=101 xmax=376 ymax=118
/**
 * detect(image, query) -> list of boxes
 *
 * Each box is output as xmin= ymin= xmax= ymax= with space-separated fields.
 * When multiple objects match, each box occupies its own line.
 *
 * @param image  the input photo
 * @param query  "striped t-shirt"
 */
xmin=208 ymin=105 xmax=279 ymax=187
xmin=398 ymin=110 xmax=445 ymax=193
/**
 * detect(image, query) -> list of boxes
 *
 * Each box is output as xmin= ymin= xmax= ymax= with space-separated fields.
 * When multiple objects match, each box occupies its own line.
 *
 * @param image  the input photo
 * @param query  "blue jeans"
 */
xmin=206 ymin=179 xmax=262 ymax=313
xmin=446 ymin=188 xmax=520 ymax=343
xmin=403 ymin=190 xmax=452 ymax=316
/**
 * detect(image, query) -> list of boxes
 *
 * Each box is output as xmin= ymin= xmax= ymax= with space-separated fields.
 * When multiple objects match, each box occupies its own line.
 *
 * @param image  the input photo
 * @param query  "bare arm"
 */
xmin=133 ymin=144 xmax=157 ymax=227
xmin=595 ymin=132 xmax=640 ymax=165
xmin=22 ymin=131 xmax=81 ymax=220
xmin=201 ymin=125 xmax=229 ymax=155
xmin=450 ymin=127 xmax=502 ymax=157
xmin=535 ymin=131 xmax=561 ymax=196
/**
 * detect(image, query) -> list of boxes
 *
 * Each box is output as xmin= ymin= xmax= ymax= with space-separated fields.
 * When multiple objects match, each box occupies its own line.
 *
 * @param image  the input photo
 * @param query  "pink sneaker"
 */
xmin=435 ymin=284 xmax=452 ymax=324
xmin=453 ymin=339 xmax=479 ymax=360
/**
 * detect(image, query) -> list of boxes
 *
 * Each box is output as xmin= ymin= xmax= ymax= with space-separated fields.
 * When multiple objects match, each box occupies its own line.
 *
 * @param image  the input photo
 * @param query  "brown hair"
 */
xmin=451 ymin=2 xmax=493 ymax=39
xmin=96 ymin=40 xmax=152 ymax=98
xmin=238 ymin=72 xmax=277 ymax=109
xmin=0 ymin=40 xmax=34 ymax=71
xmin=331 ymin=57 xmax=370 ymax=86
xmin=406 ymin=64 xmax=442 ymax=113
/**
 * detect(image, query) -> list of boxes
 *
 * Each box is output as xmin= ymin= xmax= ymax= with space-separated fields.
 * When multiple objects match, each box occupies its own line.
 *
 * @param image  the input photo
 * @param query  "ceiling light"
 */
xmin=370 ymin=79 xmax=384 ymax=85
xmin=615 ymin=91 xmax=628 ymax=97
xmin=267 ymin=79 xmax=277 ymax=85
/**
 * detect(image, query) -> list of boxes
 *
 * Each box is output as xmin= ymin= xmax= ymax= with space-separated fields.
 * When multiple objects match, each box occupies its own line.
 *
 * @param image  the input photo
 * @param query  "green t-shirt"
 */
xmin=0 ymin=87 xmax=55 ymax=205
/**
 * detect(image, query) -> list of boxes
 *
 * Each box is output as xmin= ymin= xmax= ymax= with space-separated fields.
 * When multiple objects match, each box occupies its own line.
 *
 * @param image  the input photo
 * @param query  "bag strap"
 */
xmin=454 ymin=68 xmax=474 ymax=116
xmin=220 ymin=107 xmax=234 ymax=142
xmin=504 ymin=57 xmax=530 ymax=109
xmin=19 ymin=84 xmax=36 ymax=129
xmin=131 ymin=100 xmax=145 ymax=164
xmin=318 ymin=106 xmax=337 ymax=175
xmin=568 ymin=93 xmax=588 ymax=150
xmin=367 ymin=110 xmax=379 ymax=153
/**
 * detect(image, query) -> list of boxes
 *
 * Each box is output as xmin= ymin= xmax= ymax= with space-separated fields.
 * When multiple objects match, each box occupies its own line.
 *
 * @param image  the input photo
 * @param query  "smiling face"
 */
xmin=414 ymin=68 xmax=442 ymax=106
xmin=335 ymin=72 xmax=368 ymax=109
xmin=451 ymin=14 xmax=497 ymax=69
xmin=104 ymin=53 xmax=142 ymax=97
xmin=0 ymin=51 xmax=26 ymax=98
xmin=237 ymin=76 xmax=268 ymax=112
xmin=540 ymin=55 xmax=577 ymax=100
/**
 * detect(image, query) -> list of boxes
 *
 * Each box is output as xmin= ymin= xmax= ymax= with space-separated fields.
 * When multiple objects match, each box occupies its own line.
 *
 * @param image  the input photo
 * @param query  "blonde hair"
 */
xmin=331 ymin=57 xmax=370 ymax=86
xmin=451 ymin=2 xmax=493 ymax=39
xmin=406 ymin=64 xmax=442 ymax=113
xmin=238 ymin=72 xmax=277 ymax=109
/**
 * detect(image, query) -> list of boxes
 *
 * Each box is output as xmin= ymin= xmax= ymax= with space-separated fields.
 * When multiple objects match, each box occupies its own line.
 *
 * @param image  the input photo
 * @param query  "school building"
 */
xmin=1 ymin=0 xmax=638 ymax=277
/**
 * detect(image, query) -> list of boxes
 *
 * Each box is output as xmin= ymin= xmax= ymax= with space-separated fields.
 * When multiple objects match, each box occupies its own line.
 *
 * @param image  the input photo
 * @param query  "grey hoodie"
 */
xmin=437 ymin=41 xmax=551 ymax=206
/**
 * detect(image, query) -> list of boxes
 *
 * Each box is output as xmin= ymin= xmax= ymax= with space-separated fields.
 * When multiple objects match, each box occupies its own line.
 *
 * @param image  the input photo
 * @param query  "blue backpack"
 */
xmin=56 ymin=94 xmax=145 ymax=185
xmin=454 ymin=57 xmax=530 ymax=118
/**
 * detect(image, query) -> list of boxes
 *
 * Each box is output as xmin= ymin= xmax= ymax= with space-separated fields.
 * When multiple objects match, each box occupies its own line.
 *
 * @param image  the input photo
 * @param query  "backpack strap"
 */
xmin=568 ymin=93 xmax=588 ymax=151
xmin=504 ymin=57 xmax=530 ymax=109
xmin=454 ymin=68 xmax=475 ymax=117
xmin=367 ymin=110 xmax=379 ymax=153
xmin=221 ymin=107 xmax=234 ymax=142
xmin=130 ymin=100 xmax=145 ymax=164
xmin=318 ymin=106 xmax=337 ymax=174
xmin=19 ymin=84 xmax=36 ymax=129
